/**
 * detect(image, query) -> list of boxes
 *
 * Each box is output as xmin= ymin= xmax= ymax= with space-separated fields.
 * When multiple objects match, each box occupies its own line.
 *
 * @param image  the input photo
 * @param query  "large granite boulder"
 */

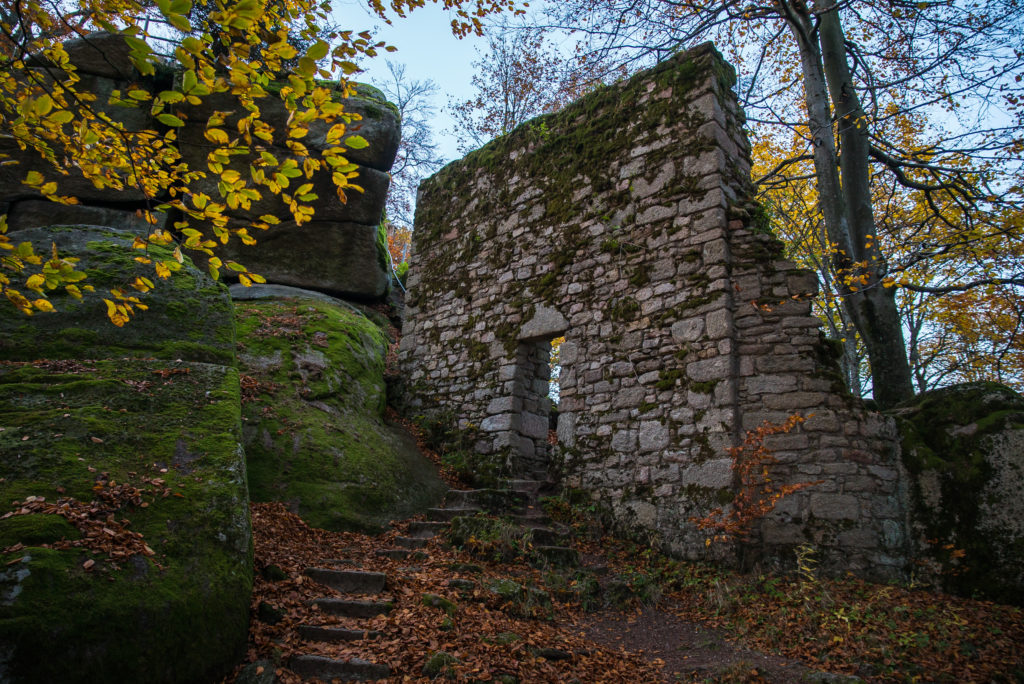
xmin=2 ymin=32 xmax=155 ymax=212
xmin=4 ymin=31 xmax=401 ymax=302
xmin=0 ymin=360 xmax=251 ymax=684
xmin=233 ymin=285 xmax=446 ymax=531
xmin=216 ymin=220 xmax=391 ymax=300
xmin=0 ymin=225 xmax=235 ymax=365
xmin=177 ymin=80 xmax=400 ymax=300
xmin=893 ymin=382 xmax=1024 ymax=604
xmin=0 ymin=226 xmax=251 ymax=682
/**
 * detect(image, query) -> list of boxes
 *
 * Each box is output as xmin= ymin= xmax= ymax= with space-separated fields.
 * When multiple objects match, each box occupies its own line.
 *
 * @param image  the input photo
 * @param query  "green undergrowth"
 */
xmin=234 ymin=297 xmax=446 ymax=532
xmin=0 ymin=358 xmax=251 ymax=684
xmin=447 ymin=514 xmax=534 ymax=564
xmin=414 ymin=411 xmax=506 ymax=488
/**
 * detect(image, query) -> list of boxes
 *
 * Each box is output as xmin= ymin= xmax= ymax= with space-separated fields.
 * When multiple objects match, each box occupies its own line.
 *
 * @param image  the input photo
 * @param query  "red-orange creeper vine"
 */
xmin=691 ymin=414 xmax=822 ymax=544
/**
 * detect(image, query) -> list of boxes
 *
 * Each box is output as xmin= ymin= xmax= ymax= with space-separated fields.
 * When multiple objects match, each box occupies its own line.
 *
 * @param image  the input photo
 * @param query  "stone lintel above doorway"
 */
xmin=518 ymin=305 xmax=568 ymax=341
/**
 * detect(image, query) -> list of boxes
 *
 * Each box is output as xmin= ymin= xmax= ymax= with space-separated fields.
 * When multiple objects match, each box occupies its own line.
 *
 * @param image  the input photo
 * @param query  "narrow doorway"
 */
xmin=548 ymin=335 xmax=564 ymax=449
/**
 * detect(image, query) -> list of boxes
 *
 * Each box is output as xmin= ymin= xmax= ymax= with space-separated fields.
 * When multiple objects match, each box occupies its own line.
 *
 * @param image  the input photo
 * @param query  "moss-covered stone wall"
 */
xmin=400 ymin=43 xmax=909 ymax=580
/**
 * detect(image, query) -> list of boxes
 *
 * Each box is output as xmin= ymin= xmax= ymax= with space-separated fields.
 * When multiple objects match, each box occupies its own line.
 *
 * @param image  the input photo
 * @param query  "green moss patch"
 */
xmin=235 ymin=297 xmax=446 ymax=532
xmin=0 ymin=358 xmax=251 ymax=684
xmin=0 ymin=226 xmax=235 ymax=364
xmin=894 ymin=382 xmax=1024 ymax=604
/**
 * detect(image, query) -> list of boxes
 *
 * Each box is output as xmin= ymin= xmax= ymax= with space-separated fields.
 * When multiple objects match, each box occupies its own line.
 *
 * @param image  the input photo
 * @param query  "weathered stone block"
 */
xmin=638 ymin=421 xmax=670 ymax=452
xmin=809 ymin=494 xmax=860 ymax=520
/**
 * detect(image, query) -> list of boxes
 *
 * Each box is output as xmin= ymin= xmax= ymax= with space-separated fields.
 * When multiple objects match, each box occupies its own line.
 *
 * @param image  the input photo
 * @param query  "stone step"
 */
xmin=528 ymin=525 xmax=570 ymax=546
xmin=504 ymin=479 xmax=543 ymax=495
xmin=394 ymin=536 xmax=428 ymax=549
xmin=407 ymin=520 xmax=448 ymax=538
xmin=312 ymin=598 xmax=393 ymax=618
xmin=304 ymin=568 xmax=386 ymax=594
xmin=427 ymin=506 xmax=481 ymax=522
xmin=290 ymin=654 xmax=390 ymax=681
xmin=296 ymin=625 xmax=381 ymax=642
xmin=511 ymin=511 xmax=552 ymax=527
xmin=444 ymin=488 xmax=528 ymax=511
xmin=531 ymin=545 xmax=580 ymax=568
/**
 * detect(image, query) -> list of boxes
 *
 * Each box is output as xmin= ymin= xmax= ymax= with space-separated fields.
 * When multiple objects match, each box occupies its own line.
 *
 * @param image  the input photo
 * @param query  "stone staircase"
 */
xmin=287 ymin=567 xmax=393 ymax=681
xmin=423 ymin=477 xmax=579 ymax=568
xmin=281 ymin=477 xmax=574 ymax=682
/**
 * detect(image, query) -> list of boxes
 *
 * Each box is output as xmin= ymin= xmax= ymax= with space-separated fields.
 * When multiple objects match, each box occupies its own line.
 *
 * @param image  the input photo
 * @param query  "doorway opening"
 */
xmin=512 ymin=334 xmax=564 ymax=477
xmin=548 ymin=335 xmax=564 ymax=447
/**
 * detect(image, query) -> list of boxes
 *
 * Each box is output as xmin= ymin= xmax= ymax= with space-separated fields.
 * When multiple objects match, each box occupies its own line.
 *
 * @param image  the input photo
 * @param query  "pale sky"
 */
xmin=331 ymin=1 xmax=495 ymax=161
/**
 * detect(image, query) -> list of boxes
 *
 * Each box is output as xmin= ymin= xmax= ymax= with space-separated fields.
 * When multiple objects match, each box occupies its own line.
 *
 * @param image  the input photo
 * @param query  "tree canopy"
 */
xmin=510 ymin=0 xmax=1024 ymax=403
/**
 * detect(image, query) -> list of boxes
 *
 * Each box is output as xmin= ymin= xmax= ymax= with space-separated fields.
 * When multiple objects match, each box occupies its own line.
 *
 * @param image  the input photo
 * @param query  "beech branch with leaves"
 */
xmin=0 ymin=0 xmax=519 ymax=325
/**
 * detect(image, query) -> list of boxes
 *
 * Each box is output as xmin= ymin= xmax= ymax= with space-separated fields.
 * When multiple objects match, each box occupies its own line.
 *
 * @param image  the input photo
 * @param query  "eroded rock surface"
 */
xmin=894 ymin=383 xmax=1024 ymax=604
xmin=235 ymin=288 xmax=446 ymax=532
xmin=0 ymin=229 xmax=250 ymax=683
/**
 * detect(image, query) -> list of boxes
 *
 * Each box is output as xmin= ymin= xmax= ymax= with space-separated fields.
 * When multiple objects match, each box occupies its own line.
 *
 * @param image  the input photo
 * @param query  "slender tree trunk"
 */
xmin=780 ymin=0 xmax=914 ymax=408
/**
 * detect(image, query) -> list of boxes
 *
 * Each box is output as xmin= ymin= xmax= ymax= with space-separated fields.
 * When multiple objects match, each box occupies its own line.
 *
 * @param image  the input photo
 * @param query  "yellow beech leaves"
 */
xmin=0 ymin=0 xmax=517 ymax=325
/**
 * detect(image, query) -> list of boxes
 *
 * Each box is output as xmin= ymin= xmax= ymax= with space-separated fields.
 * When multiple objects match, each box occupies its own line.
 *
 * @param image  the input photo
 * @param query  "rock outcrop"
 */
xmin=894 ymin=383 xmax=1024 ymax=604
xmin=0 ymin=227 xmax=251 ymax=683
xmin=1 ymin=32 xmax=399 ymax=302
xmin=177 ymin=83 xmax=399 ymax=300
xmin=232 ymin=285 xmax=447 ymax=532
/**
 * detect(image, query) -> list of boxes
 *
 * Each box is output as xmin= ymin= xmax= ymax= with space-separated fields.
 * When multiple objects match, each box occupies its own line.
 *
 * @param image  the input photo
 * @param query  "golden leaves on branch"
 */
xmin=2 ymin=0 xmax=516 ymax=325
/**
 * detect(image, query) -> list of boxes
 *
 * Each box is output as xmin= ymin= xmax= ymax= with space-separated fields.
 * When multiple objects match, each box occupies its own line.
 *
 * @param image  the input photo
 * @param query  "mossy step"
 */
xmin=290 ymin=654 xmax=390 ymax=681
xmin=511 ymin=511 xmax=552 ymax=527
xmin=528 ymin=526 xmax=571 ymax=546
xmin=530 ymin=545 xmax=580 ymax=568
xmin=428 ymin=506 xmax=482 ymax=522
xmin=394 ymin=536 xmax=429 ymax=549
xmin=443 ymin=488 xmax=528 ymax=511
xmin=304 ymin=568 xmax=386 ymax=594
xmin=504 ymin=479 xmax=544 ymax=496
xmin=375 ymin=548 xmax=428 ymax=561
xmin=312 ymin=598 xmax=393 ymax=618
xmin=296 ymin=625 xmax=382 ymax=642
xmin=407 ymin=521 xmax=448 ymax=538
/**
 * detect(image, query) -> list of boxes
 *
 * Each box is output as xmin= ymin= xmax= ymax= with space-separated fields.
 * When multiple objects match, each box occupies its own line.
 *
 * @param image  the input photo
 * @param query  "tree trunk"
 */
xmin=781 ymin=0 xmax=914 ymax=408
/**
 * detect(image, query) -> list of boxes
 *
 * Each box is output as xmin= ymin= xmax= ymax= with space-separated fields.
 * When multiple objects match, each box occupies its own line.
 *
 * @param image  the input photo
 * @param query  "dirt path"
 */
xmin=575 ymin=602 xmax=854 ymax=683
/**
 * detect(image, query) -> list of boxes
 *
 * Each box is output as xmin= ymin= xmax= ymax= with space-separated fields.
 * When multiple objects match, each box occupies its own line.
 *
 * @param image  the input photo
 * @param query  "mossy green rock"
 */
xmin=0 ymin=359 xmax=252 ymax=683
xmin=893 ymin=382 xmax=1024 ymax=604
xmin=235 ymin=294 xmax=446 ymax=532
xmin=0 ymin=226 xmax=235 ymax=364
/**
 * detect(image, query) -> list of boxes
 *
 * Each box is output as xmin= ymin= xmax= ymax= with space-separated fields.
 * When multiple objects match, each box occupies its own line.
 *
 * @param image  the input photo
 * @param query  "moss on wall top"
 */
xmin=0 ymin=358 xmax=252 ymax=684
xmin=415 ymin=43 xmax=735 ymax=246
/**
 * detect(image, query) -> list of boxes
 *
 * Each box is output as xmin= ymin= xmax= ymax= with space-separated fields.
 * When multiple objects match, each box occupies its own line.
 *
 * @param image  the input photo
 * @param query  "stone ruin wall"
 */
xmin=400 ymin=44 xmax=910 ymax=580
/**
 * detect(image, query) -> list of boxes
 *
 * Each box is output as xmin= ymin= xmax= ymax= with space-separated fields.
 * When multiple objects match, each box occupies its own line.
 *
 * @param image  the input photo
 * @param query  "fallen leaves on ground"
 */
xmin=1 ymin=475 xmax=164 ymax=564
xmin=569 ymin=530 xmax=1024 ymax=683
xmin=234 ymin=503 xmax=665 ymax=683
xmin=231 ymin=501 xmax=1024 ymax=683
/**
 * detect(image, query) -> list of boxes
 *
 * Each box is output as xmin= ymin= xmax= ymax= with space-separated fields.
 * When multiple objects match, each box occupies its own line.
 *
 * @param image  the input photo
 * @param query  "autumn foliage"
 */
xmin=0 ymin=0 xmax=520 ymax=324
xmin=691 ymin=414 xmax=820 ymax=544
